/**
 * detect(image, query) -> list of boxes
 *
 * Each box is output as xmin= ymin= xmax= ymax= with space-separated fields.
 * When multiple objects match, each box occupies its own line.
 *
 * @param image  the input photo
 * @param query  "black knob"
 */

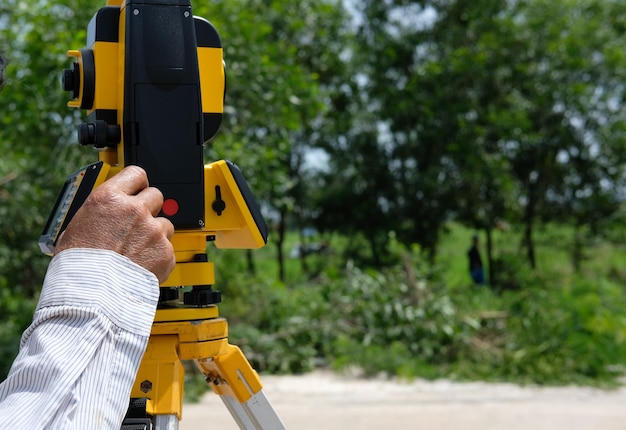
xmin=78 ymin=120 xmax=121 ymax=148
xmin=159 ymin=287 xmax=179 ymax=304
xmin=78 ymin=123 xmax=95 ymax=146
xmin=184 ymin=286 xmax=222 ymax=306
xmin=62 ymin=63 xmax=80 ymax=99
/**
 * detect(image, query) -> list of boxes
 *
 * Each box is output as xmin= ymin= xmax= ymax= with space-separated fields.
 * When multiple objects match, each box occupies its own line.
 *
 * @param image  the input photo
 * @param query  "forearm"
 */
xmin=0 ymin=249 xmax=159 ymax=428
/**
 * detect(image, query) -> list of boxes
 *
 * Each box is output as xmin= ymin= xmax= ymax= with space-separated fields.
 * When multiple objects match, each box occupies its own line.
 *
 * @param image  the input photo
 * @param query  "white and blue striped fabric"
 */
xmin=0 ymin=248 xmax=159 ymax=429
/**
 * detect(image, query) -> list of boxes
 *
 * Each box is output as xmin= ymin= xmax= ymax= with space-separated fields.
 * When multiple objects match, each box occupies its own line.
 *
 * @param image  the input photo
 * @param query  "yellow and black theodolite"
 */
xmin=39 ymin=0 xmax=287 ymax=428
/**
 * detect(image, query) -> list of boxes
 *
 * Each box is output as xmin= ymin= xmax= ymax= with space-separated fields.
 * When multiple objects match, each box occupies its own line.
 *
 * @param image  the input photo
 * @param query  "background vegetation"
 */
xmin=201 ymin=223 xmax=626 ymax=390
xmin=2 ymin=0 xmax=626 ymax=392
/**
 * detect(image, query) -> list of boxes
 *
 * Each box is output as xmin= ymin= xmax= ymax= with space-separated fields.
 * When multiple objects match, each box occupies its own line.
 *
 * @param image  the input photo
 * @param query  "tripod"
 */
xmin=124 ymin=296 xmax=286 ymax=430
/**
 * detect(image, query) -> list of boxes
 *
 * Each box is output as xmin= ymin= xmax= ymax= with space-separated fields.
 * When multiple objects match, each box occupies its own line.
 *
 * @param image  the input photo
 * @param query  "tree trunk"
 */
xmin=572 ymin=224 xmax=584 ymax=272
xmin=485 ymin=226 xmax=494 ymax=286
xmin=523 ymin=185 xmax=537 ymax=269
xmin=369 ymin=235 xmax=381 ymax=267
xmin=298 ymin=228 xmax=309 ymax=275
xmin=523 ymin=217 xmax=536 ymax=269
xmin=246 ymin=250 xmax=255 ymax=275
xmin=276 ymin=210 xmax=286 ymax=282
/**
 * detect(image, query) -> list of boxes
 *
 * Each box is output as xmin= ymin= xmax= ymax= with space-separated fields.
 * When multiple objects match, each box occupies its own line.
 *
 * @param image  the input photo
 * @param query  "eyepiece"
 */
xmin=78 ymin=120 xmax=121 ymax=148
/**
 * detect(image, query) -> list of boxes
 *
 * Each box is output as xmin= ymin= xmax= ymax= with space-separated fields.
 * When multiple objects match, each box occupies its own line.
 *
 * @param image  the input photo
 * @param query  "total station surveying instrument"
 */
xmin=38 ymin=0 xmax=287 ymax=428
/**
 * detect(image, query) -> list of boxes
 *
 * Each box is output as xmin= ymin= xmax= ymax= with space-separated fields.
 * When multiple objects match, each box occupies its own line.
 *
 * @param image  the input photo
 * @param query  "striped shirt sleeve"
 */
xmin=0 ymin=248 xmax=160 ymax=429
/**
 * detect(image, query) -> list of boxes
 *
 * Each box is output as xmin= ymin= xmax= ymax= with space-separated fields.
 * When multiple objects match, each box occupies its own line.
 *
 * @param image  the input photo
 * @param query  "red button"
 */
xmin=162 ymin=199 xmax=179 ymax=216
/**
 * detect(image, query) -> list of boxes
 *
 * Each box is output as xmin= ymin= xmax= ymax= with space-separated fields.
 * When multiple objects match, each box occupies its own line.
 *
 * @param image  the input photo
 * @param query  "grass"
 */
xmin=436 ymin=221 xmax=626 ymax=290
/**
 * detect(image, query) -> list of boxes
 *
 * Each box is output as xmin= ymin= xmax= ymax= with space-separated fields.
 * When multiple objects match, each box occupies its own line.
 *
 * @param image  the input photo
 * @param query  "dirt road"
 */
xmin=180 ymin=370 xmax=626 ymax=429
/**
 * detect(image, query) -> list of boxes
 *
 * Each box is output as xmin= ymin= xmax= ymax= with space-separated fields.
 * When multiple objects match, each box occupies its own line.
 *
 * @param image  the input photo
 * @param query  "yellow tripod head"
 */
xmin=40 ymin=0 xmax=267 ymax=302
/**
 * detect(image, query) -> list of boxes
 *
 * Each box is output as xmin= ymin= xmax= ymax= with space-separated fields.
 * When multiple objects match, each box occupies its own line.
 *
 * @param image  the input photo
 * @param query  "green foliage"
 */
xmin=489 ymin=252 xmax=533 ymax=291
xmin=320 ymin=263 xmax=470 ymax=378
xmin=213 ymin=226 xmax=626 ymax=389
xmin=0 ymin=289 xmax=37 ymax=377
xmin=312 ymin=0 xmax=626 ymax=268
xmin=0 ymin=0 xmax=102 ymax=377
xmin=452 ymin=277 xmax=626 ymax=386
xmin=217 ymin=269 xmax=326 ymax=374
xmin=508 ymin=278 xmax=626 ymax=384
xmin=2 ymin=0 xmax=626 ymax=396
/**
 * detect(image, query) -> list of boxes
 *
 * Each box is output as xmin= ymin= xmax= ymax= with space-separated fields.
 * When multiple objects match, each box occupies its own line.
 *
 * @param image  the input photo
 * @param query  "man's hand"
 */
xmin=54 ymin=165 xmax=176 ymax=283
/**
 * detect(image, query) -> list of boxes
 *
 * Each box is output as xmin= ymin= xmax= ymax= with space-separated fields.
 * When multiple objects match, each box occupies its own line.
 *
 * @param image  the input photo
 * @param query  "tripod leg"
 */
xmin=131 ymin=335 xmax=184 ymax=421
xmin=154 ymin=414 xmax=179 ymax=430
xmin=220 ymin=389 xmax=283 ymax=430
xmin=220 ymin=396 xmax=257 ymax=429
xmin=130 ymin=310 xmax=286 ymax=429
xmin=195 ymin=345 xmax=286 ymax=430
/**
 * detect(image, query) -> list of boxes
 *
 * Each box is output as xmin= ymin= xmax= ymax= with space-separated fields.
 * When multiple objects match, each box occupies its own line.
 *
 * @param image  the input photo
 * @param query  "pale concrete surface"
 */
xmin=179 ymin=370 xmax=626 ymax=429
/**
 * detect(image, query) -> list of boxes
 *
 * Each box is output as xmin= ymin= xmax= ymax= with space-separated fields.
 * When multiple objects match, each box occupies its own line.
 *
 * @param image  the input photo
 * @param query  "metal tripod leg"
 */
xmin=195 ymin=345 xmax=286 ymax=430
xmin=220 ymin=390 xmax=283 ymax=430
xmin=222 ymin=388 xmax=285 ymax=430
xmin=154 ymin=414 xmax=178 ymax=430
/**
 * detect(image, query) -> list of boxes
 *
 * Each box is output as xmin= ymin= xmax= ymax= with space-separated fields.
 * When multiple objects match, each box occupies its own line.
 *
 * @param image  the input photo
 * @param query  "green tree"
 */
xmin=459 ymin=0 xmax=626 ymax=270
xmin=322 ymin=0 xmax=626 ymax=278
xmin=198 ymin=0 xmax=347 ymax=281
xmin=0 ymin=0 xmax=102 ymax=377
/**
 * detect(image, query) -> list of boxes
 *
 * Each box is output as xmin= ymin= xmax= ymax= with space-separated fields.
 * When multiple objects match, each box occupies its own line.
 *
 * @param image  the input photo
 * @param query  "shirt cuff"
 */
xmin=37 ymin=248 xmax=160 ymax=336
